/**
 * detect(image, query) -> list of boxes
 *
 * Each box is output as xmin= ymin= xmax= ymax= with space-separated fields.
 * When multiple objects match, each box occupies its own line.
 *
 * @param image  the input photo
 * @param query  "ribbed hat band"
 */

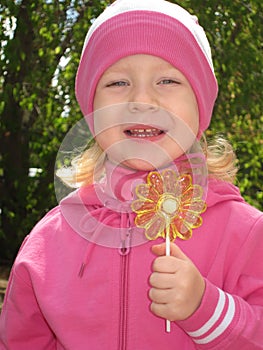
xmin=75 ymin=0 xmax=218 ymax=135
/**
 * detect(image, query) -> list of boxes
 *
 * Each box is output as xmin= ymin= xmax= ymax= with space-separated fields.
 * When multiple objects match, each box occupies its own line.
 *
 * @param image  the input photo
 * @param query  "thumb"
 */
xmin=152 ymin=242 xmax=188 ymax=260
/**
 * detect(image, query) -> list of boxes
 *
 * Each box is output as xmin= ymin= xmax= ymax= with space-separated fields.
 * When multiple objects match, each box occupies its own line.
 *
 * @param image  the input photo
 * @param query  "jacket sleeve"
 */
xmin=0 ymin=239 xmax=56 ymax=350
xmin=177 ymin=214 xmax=263 ymax=349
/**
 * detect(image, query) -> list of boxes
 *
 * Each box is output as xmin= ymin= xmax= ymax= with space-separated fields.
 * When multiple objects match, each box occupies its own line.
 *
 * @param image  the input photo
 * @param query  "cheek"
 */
xmin=171 ymin=104 xmax=199 ymax=137
xmin=93 ymin=93 xmax=103 ymax=111
xmin=191 ymin=93 xmax=199 ymax=131
xmin=190 ymin=111 xmax=199 ymax=136
xmin=166 ymin=90 xmax=199 ymax=136
xmin=93 ymin=88 xmax=111 ymax=111
xmin=166 ymin=101 xmax=199 ymax=155
xmin=95 ymin=130 xmax=113 ymax=151
xmin=182 ymin=97 xmax=199 ymax=136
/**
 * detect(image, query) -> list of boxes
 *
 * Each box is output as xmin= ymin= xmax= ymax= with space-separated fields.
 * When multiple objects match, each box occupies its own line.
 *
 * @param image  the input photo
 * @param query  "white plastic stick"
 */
xmin=165 ymin=227 xmax=171 ymax=333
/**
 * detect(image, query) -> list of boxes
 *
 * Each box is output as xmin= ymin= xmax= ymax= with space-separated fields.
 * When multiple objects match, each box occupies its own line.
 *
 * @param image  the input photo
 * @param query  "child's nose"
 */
xmin=128 ymin=87 xmax=159 ymax=112
xmin=128 ymin=101 xmax=159 ymax=113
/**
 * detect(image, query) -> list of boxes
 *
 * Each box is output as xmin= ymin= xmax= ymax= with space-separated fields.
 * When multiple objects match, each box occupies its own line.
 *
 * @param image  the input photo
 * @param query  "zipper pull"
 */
xmin=118 ymin=228 xmax=132 ymax=255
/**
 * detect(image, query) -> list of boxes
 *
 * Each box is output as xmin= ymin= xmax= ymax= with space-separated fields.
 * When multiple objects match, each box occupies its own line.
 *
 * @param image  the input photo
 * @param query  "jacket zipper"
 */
xmin=118 ymin=233 xmax=131 ymax=350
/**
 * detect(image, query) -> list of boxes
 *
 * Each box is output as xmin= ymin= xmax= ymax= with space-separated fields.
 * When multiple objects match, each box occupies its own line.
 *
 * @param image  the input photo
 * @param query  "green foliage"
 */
xmin=176 ymin=0 xmax=263 ymax=210
xmin=0 ymin=0 xmax=262 ymax=262
xmin=0 ymin=0 xmax=107 ymax=261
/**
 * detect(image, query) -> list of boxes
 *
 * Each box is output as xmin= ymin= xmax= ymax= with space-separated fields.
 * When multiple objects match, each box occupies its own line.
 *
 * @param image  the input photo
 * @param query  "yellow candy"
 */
xmin=131 ymin=170 xmax=206 ymax=241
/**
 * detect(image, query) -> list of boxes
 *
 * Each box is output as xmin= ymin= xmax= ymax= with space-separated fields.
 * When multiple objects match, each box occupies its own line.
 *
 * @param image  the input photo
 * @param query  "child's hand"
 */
xmin=149 ymin=243 xmax=205 ymax=322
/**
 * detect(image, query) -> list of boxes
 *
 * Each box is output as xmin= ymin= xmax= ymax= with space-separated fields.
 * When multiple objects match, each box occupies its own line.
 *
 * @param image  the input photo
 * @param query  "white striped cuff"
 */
xmin=187 ymin=288 xmax=236 ymax=345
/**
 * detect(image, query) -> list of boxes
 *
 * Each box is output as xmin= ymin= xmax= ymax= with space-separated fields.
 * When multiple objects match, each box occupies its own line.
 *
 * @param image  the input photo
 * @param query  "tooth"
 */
xmin=127 ymin=127 xmax=162 ymax=137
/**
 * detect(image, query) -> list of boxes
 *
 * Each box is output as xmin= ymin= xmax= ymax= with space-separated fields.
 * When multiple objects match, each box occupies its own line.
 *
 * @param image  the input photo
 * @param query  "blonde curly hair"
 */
xmin=57 ymin=135 xmax=238 ymax=188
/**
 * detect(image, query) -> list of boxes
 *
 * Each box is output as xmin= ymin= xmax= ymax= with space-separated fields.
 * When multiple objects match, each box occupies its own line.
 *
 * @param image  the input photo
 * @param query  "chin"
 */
xmin=120 ymin=159 xmax=154 ymax=171
xmin=121 ymin=158 xmax=174 ymax=172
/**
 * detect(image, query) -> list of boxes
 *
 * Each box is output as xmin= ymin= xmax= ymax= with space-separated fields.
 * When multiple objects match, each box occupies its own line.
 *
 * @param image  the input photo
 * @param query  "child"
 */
xmin=1 ymin=0 xmax=263 ymax=349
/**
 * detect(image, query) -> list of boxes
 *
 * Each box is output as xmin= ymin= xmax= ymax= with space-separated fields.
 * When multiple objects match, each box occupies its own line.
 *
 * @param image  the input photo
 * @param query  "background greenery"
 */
xmin=0 ymin=0 xmax=262 ymax=263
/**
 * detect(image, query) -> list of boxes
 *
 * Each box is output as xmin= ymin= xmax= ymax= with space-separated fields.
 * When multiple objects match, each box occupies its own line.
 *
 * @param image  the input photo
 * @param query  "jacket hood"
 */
xmin=59 ymin=162 xmax=245 ymax=250
xmin=206 ymin=178 xmax=245 ymax=208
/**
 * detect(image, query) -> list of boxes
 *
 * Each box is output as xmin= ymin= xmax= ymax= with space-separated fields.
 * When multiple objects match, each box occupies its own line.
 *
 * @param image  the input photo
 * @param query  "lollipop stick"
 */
xmin=165 ymin=225 xmax=171 ymax=333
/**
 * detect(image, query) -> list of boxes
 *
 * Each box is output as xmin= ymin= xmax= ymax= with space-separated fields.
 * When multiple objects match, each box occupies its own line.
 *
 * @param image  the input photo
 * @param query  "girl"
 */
xmin=1 ymin=1 xmax=262 ymax=349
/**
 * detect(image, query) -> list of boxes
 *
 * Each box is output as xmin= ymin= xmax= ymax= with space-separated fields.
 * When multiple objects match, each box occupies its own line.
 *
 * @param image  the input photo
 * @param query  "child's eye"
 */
xmin=106 ymin=81 xmax=129 ymax=87
xmin=158 ymin=79 xmax=180 ymax=85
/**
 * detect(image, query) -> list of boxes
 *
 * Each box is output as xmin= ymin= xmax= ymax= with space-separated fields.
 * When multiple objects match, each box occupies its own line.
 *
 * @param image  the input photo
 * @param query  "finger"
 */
xmin=149 ymin=271 xmax=176 ymax=288
xmin=152 ymin=255 xmax=179 ymax=273
xmin=149 ymin=287 xmax=171 ymax=304
xmin=151 ymin=243 xmax=166 ymax=256
xmin=150 ymin=301 xmax=174 ymax=321
xmin=152 ymin=242 xmax=188 ymax=260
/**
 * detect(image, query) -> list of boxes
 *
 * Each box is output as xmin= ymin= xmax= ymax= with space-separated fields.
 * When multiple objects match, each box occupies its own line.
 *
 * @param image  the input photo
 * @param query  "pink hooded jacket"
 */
xmin=0 ymin=163 xmax=263 ymax=349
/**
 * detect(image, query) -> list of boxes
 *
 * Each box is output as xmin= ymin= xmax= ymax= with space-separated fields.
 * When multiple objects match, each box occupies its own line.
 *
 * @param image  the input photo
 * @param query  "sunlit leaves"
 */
xmin=176 ymin=0 xmax=263 ymax=209
xmin=0 ymin=0 xmax=262 ymax=261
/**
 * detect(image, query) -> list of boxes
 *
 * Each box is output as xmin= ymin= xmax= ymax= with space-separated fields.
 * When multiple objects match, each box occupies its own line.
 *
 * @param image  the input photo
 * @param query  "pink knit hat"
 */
xmin=75 ymin=0 xmax=218 ymax=135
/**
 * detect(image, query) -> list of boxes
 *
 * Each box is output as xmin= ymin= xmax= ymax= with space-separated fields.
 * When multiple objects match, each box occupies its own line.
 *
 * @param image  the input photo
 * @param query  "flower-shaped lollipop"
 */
xmin=131 ymin=169 xmax=206 ymax=242
xmin=131 ymin=169 xmax=206 ymax=333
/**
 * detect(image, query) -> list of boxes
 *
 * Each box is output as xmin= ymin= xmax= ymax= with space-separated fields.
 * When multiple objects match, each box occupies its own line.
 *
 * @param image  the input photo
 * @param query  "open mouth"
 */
xmin=124 ymin=127 xmax=165 ymax=138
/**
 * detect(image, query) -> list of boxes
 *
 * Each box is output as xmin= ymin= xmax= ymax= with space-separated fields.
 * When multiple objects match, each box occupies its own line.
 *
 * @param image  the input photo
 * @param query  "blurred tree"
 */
xmin=0 ymin=0 xmax=109 ymax=262
xmin=195 ymin=0 xmax=263 ymax=209
xmin=0 ymin=0 xmax=262 ymax=262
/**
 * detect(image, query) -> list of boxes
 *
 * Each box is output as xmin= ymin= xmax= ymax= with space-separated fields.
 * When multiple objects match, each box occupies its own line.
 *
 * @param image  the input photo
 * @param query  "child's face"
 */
xmin=93 ymin=54 xmax=199 ymax=170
